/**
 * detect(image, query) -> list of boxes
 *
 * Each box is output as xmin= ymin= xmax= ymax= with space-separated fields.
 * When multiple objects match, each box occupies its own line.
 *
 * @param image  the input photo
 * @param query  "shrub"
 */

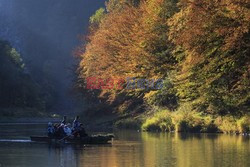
xmin=142 ymin=110 xmax=174 ymax=132
xmin=237 ymin=116 xmax=250 ymax=133
xmin=202 ymin=116 xmax=218 ymax=133
xmin=172 ymin=103 xmax=203 ymax=132
xmin=215 ymin=116 xmax=238 ymax=133
xmin=142 ymin=103 xmax=247 ymax=134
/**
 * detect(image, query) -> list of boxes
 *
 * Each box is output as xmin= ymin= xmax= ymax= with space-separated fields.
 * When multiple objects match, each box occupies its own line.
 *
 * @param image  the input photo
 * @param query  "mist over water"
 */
xmin=0 ymin=0 xmax=104 ymax=112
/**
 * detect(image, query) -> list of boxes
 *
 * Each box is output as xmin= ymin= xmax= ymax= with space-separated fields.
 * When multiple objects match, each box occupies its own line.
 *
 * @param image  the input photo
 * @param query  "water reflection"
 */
xmin=0 ymin=124 xmax=249 ymax=167
xmin=139 ymin=132 xmax=249 ymax=167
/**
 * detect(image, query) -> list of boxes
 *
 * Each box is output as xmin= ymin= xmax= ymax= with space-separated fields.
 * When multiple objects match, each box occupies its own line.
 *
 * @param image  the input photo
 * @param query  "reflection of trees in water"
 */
xmin=141 ymin=132 xmax=176 ymax=167
xmin=31 ymin=131 xmax=250 ymax=167
xmin=141 ymin=132 xmax=248 ymax=167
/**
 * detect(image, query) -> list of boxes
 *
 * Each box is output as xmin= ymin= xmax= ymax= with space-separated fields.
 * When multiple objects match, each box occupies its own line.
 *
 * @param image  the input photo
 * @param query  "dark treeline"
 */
xmin=0 ymin=0 xmax=104 ymax=115
xmin=76 ymin=0 xmax=250 ymax=133
xmin=0 ymin=40 xmax=47 ymax=117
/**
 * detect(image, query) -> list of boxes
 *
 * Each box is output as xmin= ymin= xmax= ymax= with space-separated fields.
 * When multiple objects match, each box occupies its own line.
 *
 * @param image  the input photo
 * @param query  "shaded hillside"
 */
xmin=0 ymin=40 xmax=46 ymax=117
xmin=0 ymin=0 xmax=104 ymax=113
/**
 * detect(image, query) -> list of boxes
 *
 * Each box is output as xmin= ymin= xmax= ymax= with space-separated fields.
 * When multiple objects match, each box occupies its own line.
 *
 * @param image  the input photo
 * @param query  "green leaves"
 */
xmin=89 ymin=8 xmax=106 ymax=25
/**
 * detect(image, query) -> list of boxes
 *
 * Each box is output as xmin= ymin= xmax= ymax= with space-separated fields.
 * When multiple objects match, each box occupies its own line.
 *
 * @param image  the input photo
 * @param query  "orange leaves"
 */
xmin=79 ymin=6 xmax=140 ymax=82
xmin=77 ymin=0 xmax=180 ymax=94
xmin=78 ymin=0 xmax=249 ymax=88
xmin=169 ymin=0 xmax=250 ymax=53
xmin=75 ymin=0 xmax=250 ymax=115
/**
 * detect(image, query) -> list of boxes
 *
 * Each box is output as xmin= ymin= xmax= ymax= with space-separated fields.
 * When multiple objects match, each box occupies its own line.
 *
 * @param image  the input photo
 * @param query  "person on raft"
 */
xmin=47 ymin=122 xmax=55 ymax=138
xmin=52 ymin=123 xmax=64 ymax=138
xmin=72 ymin=116 xmax=88 ymax=138
xmin=51 ymin=115 xmax=67 ymax=138
xmin=47 ymin=116 xmax=88 ymax=139
xmin=61 ymin=115 xmax=67 ymax=125
xmin=64 ymin=123 xmax=72 ymax=136
xmin=73 ymin=116 xmax=81 ymax=131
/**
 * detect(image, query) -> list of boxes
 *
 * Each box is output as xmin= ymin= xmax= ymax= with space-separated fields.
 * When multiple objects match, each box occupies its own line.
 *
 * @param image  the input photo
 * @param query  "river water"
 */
xmin=0 ymin=123 xmax=249 ymax=167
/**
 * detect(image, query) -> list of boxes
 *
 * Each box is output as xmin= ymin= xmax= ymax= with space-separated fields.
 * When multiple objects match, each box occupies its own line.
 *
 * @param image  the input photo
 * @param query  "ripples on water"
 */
xmin=0 ymin=123 xmax=249 ymax=167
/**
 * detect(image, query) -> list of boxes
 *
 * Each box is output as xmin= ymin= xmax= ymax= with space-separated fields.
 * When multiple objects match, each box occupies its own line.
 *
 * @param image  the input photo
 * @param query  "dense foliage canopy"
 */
xmin=77 ymin=0 xmax=249 ymax=132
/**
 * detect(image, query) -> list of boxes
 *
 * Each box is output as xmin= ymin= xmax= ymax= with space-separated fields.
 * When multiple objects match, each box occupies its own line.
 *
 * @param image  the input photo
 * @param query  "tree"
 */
xmin=0 ymin=40 xmax=46 ymax=114
xmin=168 ymin=0 xmax=250 ymax=115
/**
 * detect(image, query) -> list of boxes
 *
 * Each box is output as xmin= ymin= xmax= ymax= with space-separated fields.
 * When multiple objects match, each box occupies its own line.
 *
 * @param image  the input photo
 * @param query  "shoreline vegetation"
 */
xmin=76 ymin=0 xmax=250 ymax=135
xmin=1 ymin=112 xmax=249 ymax=135
xmin=114 ymin=107 xmax=250 ymax=134
xmin=0 ymin=106 xmax=249 ymax=134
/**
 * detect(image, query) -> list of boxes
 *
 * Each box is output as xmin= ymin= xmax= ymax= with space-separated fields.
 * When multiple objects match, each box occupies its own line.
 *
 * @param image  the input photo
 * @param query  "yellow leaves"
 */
xmin=79 ymin=6 xmax=141 ymax=81
xmin=80 ymin=1 xmax=172 ymax=80
xmin=169 ymin=0 xmax=250 ymax=54
xmin=76 ymin=0 xmax=180 ymax=103
xmin=80 ymin=0 xmax=249 ymax=80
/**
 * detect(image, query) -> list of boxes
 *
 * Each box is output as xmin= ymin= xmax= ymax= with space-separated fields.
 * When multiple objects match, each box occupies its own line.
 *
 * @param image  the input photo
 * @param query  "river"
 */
xmin=0 ymin=123 xmax=249 ymax=167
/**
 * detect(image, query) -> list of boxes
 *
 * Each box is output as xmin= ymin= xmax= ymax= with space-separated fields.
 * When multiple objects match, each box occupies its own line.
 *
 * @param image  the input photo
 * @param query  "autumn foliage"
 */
xmin=76 ymin=0 xmax=250 ymax=118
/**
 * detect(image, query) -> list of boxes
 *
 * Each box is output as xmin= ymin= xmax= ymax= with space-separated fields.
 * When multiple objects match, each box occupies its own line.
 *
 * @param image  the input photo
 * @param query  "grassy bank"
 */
xmin=141 ymin=106 xmax=250 ymax=134
xmin=113 ymin=104 xmax=250 ymax=134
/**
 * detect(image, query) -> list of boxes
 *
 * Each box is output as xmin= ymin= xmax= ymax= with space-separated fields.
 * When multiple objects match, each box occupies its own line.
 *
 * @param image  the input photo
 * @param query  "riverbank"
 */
xmin=143 ymin=111 xmax=249 ymax=134
xmin=115 ymin=109 xmax=250 ymax=134
xmin=1 ymin=107 xmax=249 ymax=134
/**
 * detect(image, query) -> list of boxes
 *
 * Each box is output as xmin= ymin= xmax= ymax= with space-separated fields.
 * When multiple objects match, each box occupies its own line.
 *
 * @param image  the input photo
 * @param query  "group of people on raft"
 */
xmin=47 ymin=116 xmax=88 ymax=139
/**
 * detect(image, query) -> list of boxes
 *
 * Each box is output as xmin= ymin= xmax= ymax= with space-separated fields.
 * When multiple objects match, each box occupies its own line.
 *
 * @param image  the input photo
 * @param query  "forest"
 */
xmin=0 ymin=40 xmax=49 ymax=117
xmin=76 ymin=0 xmax=250 ymax=133
xmin=0 ymin=0 xmax=104 ymax=119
